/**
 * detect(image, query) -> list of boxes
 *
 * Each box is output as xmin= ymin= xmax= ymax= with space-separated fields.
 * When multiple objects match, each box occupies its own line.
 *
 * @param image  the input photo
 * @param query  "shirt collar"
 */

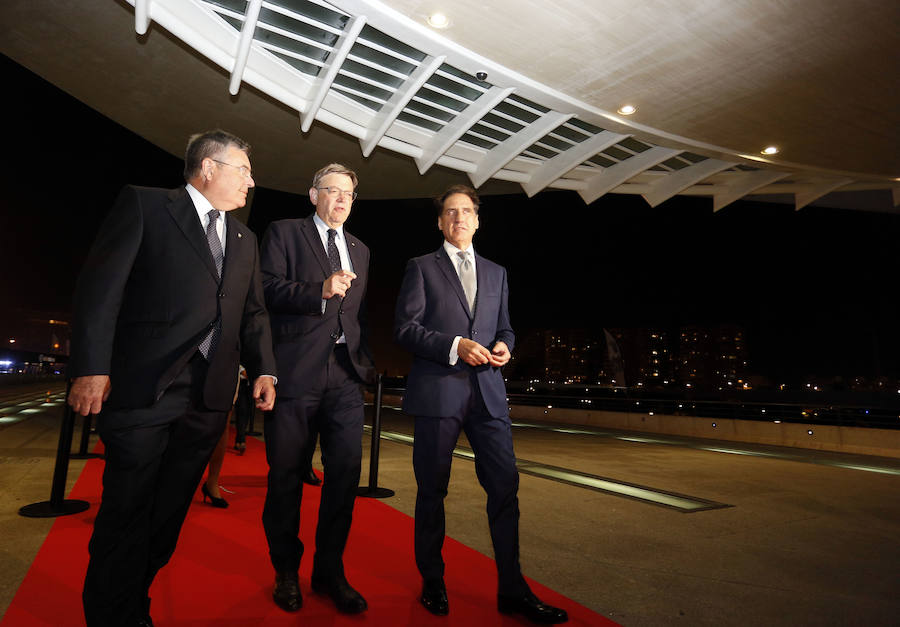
xmin=443 ymin=239 xmax=474 ymax=259
xmin=313 ymin=212 xmax=345 ymax=241
xmin=185 ymin=183 xmax=221 ymax=223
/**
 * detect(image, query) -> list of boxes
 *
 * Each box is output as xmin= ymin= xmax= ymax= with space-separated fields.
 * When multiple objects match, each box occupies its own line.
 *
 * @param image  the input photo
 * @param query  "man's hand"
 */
xmin=457 ymin=338 xmax=492 ymax=366
xmin=68 ymin=375 xmax=111 ymax=416
xmin=488 ymin=341 xmax=511 ymax=367
xmin=322 ymin=270 xmax=357 ymax=299
xmin=253 ymin=376 xmax=276 ymax=411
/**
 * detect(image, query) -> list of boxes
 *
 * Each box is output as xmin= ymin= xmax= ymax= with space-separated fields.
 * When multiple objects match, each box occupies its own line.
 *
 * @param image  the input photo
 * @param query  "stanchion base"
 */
xmin=356 ymin=486 xmax=395 ymax=499
xmin=19 ymin=499 xmax=90 ymax=518
xmin=70 ymin=453 xmax=104 ymax=460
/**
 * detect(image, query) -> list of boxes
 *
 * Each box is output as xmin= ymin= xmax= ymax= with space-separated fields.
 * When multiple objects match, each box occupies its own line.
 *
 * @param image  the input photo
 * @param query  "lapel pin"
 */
xmin=237 ymin=232 xmax=242 ymax=238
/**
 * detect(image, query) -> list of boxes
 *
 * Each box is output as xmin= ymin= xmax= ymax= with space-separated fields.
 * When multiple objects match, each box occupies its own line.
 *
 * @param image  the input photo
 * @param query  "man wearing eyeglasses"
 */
xmin=259 ymin=163 xmax=375 ymax=615
xmin=68 ymin=129 xmax=276 ymax=626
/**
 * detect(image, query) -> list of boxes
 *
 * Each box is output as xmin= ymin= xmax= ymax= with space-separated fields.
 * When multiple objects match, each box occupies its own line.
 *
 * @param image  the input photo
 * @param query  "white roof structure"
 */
xmin=3 ymin=0 xmax=898 ymax=210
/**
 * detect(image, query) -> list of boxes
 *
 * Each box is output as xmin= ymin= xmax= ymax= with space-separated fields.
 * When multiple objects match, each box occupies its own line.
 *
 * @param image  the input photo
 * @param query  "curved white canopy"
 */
xmin=2 ymin=0 xmax=898 ymax=210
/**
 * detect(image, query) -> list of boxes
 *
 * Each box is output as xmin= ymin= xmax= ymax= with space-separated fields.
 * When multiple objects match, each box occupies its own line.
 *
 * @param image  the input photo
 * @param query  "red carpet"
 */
xmin=3 ymin=429 xmax=615 ymax=626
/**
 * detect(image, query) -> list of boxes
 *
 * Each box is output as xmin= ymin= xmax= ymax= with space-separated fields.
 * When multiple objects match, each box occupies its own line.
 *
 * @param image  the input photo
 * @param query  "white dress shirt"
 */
xmin=186 ymin=184 xmax=226 ymax=252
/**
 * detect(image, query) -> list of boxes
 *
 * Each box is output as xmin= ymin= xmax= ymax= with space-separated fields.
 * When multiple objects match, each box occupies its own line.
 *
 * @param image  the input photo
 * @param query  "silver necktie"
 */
xmin=457 ymin=251 xmax=476 ymax=312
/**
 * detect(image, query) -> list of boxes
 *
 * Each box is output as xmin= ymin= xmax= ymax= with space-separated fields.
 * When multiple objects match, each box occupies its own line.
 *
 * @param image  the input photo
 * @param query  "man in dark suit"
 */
xmin=259 ymin=163 xmax=374 ymax=615
xmin=394 ymin=185 xmax=568 ymax=624
xmin=68 ymin=129 xmax=277 ymax=627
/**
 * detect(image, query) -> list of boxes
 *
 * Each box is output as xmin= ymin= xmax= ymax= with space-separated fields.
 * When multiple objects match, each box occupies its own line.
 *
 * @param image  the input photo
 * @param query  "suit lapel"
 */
xmin=300 ymin=216 xmax=332 ymax=277
xmin=168 ymin=187 xmax=219 ymax=280
xmin=434 ymin=248 xmax=473 ymax=319
xmin=346 ymin=231 xmax=364 ymax=278
xmin=221 ymin=213 xmax=243 ymax=283
xmin=473 ymin=253 xmax=487 ymax=315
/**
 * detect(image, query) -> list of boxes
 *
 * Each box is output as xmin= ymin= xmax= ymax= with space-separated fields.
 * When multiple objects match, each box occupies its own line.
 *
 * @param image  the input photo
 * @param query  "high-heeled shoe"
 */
xmin=201 ymin=483 xmax=229 ymax=508
xmin=233 ymin=442 xmax=246 ymax=456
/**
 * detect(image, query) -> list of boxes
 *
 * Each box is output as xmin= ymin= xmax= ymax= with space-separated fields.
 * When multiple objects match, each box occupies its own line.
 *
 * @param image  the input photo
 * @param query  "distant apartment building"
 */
xmin=676 ymin=324 xmax=749 ymax=390
xmin=506 ymin=324 xmax=748 ymax=391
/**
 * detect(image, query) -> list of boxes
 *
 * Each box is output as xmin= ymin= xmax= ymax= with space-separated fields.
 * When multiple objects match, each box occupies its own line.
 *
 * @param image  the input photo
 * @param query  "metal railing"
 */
xmin=377 ymin=378 xmax=900 ymax=430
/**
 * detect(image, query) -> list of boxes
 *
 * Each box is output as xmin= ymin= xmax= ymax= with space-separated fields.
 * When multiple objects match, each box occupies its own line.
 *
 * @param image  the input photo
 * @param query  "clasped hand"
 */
xmin=457 ymin=339 xmax=510 ymax=367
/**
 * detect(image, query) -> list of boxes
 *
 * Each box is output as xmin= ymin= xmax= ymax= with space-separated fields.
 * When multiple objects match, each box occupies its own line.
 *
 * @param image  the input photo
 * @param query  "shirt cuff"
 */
xmin=257 ymin=374 xmax=278 ymax=386
xmin=449 ymin=336 xmax=462 ymax=366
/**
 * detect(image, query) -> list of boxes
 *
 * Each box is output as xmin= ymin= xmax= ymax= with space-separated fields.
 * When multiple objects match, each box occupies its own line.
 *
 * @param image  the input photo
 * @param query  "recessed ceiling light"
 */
xmin=761 ymin=146 xmax=779 ymax=155
xmin=427 ymin=12 xmax=450 ymax=28
xmin=617 ymin=104 xmax=637 ymax=115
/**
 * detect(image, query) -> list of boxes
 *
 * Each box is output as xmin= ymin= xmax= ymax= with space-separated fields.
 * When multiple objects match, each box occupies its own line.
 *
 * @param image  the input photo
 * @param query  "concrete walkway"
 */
xmin=1 ymin=382 xmax=898 ymax=626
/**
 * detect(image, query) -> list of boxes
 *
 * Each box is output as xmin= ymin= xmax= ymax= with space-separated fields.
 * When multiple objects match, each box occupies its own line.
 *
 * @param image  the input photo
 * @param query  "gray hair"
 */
xmin=312 ymin=163 xmax=358 ymax=190
xmin=184 ymin=129 xmax=251 ymax=181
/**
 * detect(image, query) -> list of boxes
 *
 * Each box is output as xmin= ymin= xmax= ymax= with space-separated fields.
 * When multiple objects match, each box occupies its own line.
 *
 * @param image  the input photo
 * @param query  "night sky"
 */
xmin=4 ymin=54 xmax=899 ymax=381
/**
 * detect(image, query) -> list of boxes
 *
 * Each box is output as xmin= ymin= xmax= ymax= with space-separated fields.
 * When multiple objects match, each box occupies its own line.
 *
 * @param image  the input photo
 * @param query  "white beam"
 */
xmin=713 ymin=170 xmax=789 ymax=212
xmin=521 ymin=130 xmax=628 ymax=197
xmin=794 ymin=178 xmax=854 ymax=211
xmin=578 ymin=146 xmax=681 ymax=204
xmin=468 ymin=111 xmax=571 ymax=188
xmin=300 ymin=15 xmax=367 ymax=133
xmin=359 ymin=54 xmax=445 ymax=157
xmin=135 ymin=0 xmax=151 ymax=35
xmin=414 ymin=86 xmax=513 ymax=175
xmin=228 ymin=0 xmax=264 ymax=96
xmin=642 ymin=158 xmax=735 ymax=207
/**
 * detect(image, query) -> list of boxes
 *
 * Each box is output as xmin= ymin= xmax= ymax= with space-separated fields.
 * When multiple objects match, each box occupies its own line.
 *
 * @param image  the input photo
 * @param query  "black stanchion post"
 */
xmin=19 ymin=382 xmax=91 ymax=518
xmin=358 ymin=373 xmax=394 ymax=498
xmin=70 ymin=411 xmax=103 ymax=460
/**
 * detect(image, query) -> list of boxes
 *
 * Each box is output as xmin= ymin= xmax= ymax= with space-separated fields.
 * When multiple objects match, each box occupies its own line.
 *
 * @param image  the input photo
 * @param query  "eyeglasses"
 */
xmin=316 ymin=186 xmax=358 ymax=200
xmin=211 ymin=159 xmax=254 ymax=180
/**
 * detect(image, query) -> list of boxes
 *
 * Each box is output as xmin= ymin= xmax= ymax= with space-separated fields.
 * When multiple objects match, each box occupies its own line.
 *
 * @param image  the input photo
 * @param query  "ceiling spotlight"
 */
xmin=617 ymin=104 xmax=637 ymax=115
xmin=427 ymin=12 xmax=450 ymax=28
xmin=761 ymin=146 xmax=779 ymax=155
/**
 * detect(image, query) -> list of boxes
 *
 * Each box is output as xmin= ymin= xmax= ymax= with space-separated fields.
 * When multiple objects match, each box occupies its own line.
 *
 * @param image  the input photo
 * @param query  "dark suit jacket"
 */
xmin=260 ymin=215 xmax=374 ymax=397
xmin=68 ymin=185 xmax=276 ymax=412
xmin=394 ymin=247 xmax=514 ymax=418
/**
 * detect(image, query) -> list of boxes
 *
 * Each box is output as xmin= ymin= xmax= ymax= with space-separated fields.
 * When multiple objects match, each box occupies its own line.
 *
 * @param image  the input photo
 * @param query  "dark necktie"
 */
xmin=457 ymin=251 xmax=476 ymax=312
xmin=199 ymin=209 xmax=223 ymax=359
xmin=326 ymin=229 xmax=344 ymax=340
xmin=326 ymin=228 xmax=341 ymax=273
xmin=207 ymin=209 xmax=224 ymax=277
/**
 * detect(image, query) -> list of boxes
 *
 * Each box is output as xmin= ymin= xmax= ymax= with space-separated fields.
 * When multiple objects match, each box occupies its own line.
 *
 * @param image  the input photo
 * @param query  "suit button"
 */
xmin=218 ymin=292 xmax=226 ymax=298
xmin=339 ymin=308 xmax=344 ymax=314
xmin=473 ymin=330 xmax=478 ymax=335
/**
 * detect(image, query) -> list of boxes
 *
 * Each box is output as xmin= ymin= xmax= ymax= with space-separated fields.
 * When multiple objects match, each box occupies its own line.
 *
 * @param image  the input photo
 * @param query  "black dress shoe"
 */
xmin=420 ymin=578 xmax=449 ymax=616
xmin=201 ymin=483 xmax=229 ymax=508
xmin=498 ymin=591 xmax=568 ymax=624
xmin=302 ymin=469 xmax=322 ymax=486
xmin=136 ymin=616 xmax=153 ymax=627
xmin=311 ymin=575 xmax=367 ymax=614
xmin=273 ymin=572 xmax=302 ymax=612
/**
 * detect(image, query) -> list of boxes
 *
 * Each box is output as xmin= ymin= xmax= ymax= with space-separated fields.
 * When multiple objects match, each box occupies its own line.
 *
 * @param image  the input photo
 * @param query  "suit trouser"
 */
xmin=412 ymin=376 xmax=528 ymax=596
xmin=83 ymin=355 xmax=227 ymax=626
xmin=233 ymin=377 xmax=252 ymax=445
xmin=262 ymin=344 xmax=363 ymax=578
